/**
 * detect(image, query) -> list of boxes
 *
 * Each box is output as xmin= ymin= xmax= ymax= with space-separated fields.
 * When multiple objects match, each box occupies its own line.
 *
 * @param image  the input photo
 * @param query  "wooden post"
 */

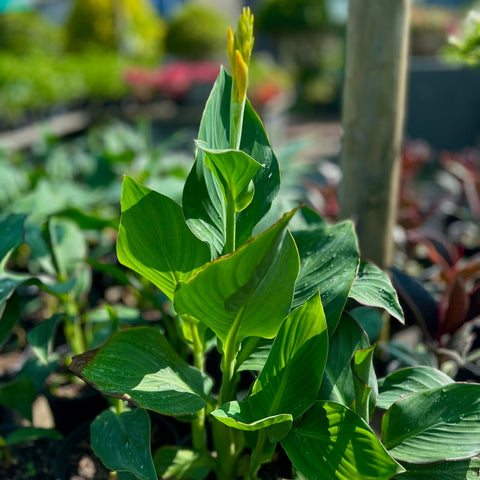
xmin=340 ymin=0 xmax=411 ymax=268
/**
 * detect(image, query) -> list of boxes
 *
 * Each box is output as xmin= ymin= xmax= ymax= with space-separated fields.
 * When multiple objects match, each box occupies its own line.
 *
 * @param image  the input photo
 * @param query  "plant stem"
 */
xmin=248 ymin=430 xmax=267 ymax=479
xmin=188 ymin=320 xmax=207 ymax=451
xmin=230 ymin=101 xmax=245 ymax=151
xmin=61 ymin=293 xmax=86 ymax=356
xmin=224 ymin=190 xmax=237 ymax=256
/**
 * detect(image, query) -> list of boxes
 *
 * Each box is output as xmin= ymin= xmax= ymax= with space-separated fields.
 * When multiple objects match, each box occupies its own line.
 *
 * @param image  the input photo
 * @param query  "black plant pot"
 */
xmin=45 ymin=385 xmax=109 ymax=436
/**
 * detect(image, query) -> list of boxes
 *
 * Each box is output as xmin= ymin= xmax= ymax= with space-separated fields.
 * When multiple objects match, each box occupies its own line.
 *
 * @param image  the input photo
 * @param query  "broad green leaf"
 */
xmin=0 ymin=375 xmax=36 ymax=421
xmin=199 ymin=143 xmax=262 ymax=213
xmin=5 ymin=427 xmax=62 ymax=446
xmin=236 ymin=337 xmax=272 ymax=372
xmin=182 ymin=68 xmax=230 ymax=255
xmin=249 ymin=292 xmax=328 ymax=420
xmin=154 ymin=446 xmax=213 ymax=480
xmin=292 ymin=221 xmax=359 ymax=333
xmin=211 ymin=400 xmax=293 ymax=441
xmin=395 ymin=458 xmax=480 ymax=480
xmin=91 ymin=408 xmax=157 ymax=480
xmin=117 ymin=176 xmax=210 ymax=300
xmin=382 ymin=383 xmax=480 ymax=463
xmin=377 ymin=366 xmax=454 ymax=410
xmin=281 ymin=401 xmax=403 ymax=480
xmin=235 ymin=99 xmax=280 ymax=246
xmin=70 ymin=327 xmax=209 ymax=416
xmin=319 ymin=313 xmax=369 ymax=407
xmin=0 ymin=277 xmax=23 ymax=343
xmin=25 ymin=314 xmax=62 ymax=365
xmin=0 ymin=213 xmax=26 ymax=263
xmin=174 ymin=209 xmax=299 ymax=345
xmin=351 ymin=346 xmax=377 ymax=422
xmin=350 ymin=260 xmax=404 ymax=324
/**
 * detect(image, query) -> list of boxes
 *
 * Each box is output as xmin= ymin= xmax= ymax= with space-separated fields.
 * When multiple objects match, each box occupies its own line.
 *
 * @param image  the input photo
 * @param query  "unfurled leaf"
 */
xmin=174 ymin=209 xmax=299 ymax=345
xmin=91 ymin=408 xmax=157 ymax=480
xmin=154 ymin=446 xmax=213 ymax=480
xmin=282 ymin=401 xmax=403 ymax=480
xmin=319 ymin=313 xmax=369 ymax=407
xmin=211 ymin=401 xmax=292 ymax=441
xmin=382 ymin=383 xmax=480 ymax=463
xmin=292 ymin=221 xmax=359 ymax=333
xmin=377 ymin=366 xmax=454 ymax=410
xmin=199 ymin=143 xmax=262 ymax=213
xmin=70 ymin=327 xmax=209 ymax=416
xmin=351 ymin=346 xmax=377 ymax=422
xmin=25 ymin=314 xmax=62 ymax=365
xmin=117 ymin=176 xmax=210 ymax=300
xmin=350 ymin=260 xmax=404 ymax=324
xmin=249 ymin=292 xmax=328 ymax=420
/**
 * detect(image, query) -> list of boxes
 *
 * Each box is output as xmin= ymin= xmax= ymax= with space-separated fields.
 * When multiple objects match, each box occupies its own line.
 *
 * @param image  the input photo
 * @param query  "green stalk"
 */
xmin=189 ymin=320 xmax=207 ymax=451
xmin=61 ymin=293 xmax=86 ymax=356
xmin=248 ymin=430 xmax=269 ymax=479
xmin=224 ymin=189 xmax=237 ymax=256
xmin=230 ymin=100 xmax=245 ymax=151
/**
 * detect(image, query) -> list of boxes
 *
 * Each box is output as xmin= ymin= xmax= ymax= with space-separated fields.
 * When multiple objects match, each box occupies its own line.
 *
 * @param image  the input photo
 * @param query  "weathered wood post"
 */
xmin=340 ymin=0 xmax=411 ymax=269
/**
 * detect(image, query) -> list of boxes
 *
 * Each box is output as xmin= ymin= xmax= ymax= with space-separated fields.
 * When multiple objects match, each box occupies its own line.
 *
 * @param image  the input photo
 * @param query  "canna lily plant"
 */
xmin=71 ymin=9 xmax=480 ymax=480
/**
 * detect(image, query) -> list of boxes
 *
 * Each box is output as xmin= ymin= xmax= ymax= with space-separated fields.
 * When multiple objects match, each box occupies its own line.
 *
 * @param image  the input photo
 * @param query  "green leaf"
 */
xmin=292 ymin=220 xmax=359 ymax=333
xmin=377 ymin=366 xmax=454 ymax=410
xmin=382 ymin=383 xmax=480 ymax=463
xmin=235 ymin=99 xmax=280 ymax=246
xmin=91 ymin=408 xmax=157 ymax=480
xmin=174 ymin=209 xmax=299 ymax=345
xmin=5 ymin=427 xmax=62 ymax=446
xmin=199 ymin=143 xmax=262 ymax=213
xmin=182 ymin=69 xmax=280 ymax=254
xmin=319 ymin=313 xmax=370 ymax=407
xmin=211 ymin=401 xmax=293 ymax=441
xmin=350 ymin=306 xmax=383 ymax=342
xmin=395 ymin=457 xmax=480 ymax=480
xmin=182 ymin=68 xmax=230 ymax=255
xmin=47 ymin=217 xmax=87 ymax=278
xmin=0 ymin=213 xmax=26 ymax=264
xmin=236 ymin=337 xmax=272 ymax=372
xmin=351 ymin=346 xmax=377 ymax=422
xmin=350 ymin=260 xmax=404 ymax=324
xmin=0 ymin=279 xmax=23 ymax=344
xmin=154 ymin=446 xmax=213 ymax=480
xmin=70 ymin=327 xmax=209 ymax=416
xmin=117 ymin=176 xmax=210 ymax=300
xmin=0 ymin=375 xmax=36 ymax=422
xmin=281 ymin=401 xmax=403 ymax=480
xmin=25 ymin=314 xmax=62 ymax=365
xmin=249 ymin=292 xmax=328 ymax=420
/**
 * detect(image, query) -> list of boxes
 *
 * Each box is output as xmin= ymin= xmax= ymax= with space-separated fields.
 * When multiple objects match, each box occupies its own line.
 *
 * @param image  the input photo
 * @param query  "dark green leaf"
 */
xmin=0 ymin=213 xmax=26 ymax=263
xmin=350 ymin=260 xmax=404 ymax=324
xmin=91 ymin=408 xmax=157 ymax=480
xmin=382 ymin=383 xmax=480 ymax=462
xmin=117 ymin=176 xmax=210 ymax=300
xmin=395 ymin=457 xmax=480 ymax=480
xmin=319 ymin=313 xmax=369 ymax=407
xmin=174 ymin=209 xmax=299 ymax=345
xmin=377 ymin=366 xmax=454 ymax=410
xmin=70 ymin=327 xmax=209 ymax=416
xmin=350 ymin=307 xmax=383 ymax=342
xmin=281 ymin=401 xmax=403 ymax=480
xmin=0 ymin=375 xmax=36 ymax=422
xmin=25 ymin=314 xmax=62 ymax=365
xmin=292 ymin=221 xmax=359 ymax=333
xmin=5 ymin=427 xmax=62 ymax=446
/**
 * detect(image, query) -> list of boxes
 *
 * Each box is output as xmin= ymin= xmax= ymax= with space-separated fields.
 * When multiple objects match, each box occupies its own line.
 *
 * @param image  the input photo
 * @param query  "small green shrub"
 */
xmin=165 ymin=3 xmax=231 ymax=60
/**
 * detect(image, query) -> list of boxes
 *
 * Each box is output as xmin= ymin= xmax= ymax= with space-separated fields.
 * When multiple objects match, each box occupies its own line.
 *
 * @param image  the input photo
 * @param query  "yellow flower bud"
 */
xmin=233 ymin=49 xmax=248 ymax=104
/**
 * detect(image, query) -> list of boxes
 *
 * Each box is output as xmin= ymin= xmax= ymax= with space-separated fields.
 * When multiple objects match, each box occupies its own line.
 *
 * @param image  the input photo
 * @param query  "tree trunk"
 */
xmin=340 ymin=0 xmax=411 ymax=268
